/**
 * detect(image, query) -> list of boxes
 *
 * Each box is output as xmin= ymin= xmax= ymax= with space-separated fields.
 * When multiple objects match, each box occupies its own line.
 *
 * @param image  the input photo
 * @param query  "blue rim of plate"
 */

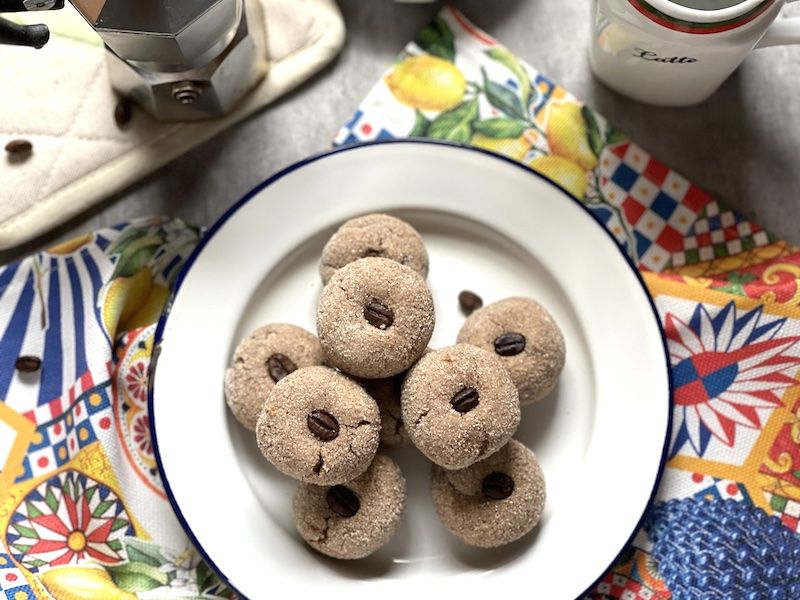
xmin=148 ymin=139 xmax=674 ymax=600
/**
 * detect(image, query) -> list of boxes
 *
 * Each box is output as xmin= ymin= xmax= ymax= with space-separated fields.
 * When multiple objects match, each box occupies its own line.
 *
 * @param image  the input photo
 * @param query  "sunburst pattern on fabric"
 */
xmin=5 ymin=470 xmax=133 ymax=570
xmin=667 ymin=301 xmax=800 ymax=457
xmin=113 ymin=325 xmax=163 ymax=497
xmin=124 ymin=361 xmax=148 ymax=407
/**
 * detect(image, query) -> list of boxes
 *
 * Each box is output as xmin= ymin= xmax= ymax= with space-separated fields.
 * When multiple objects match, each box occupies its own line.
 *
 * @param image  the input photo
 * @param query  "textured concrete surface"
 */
xmin=3 ymin=0 xmax=799 ymax=263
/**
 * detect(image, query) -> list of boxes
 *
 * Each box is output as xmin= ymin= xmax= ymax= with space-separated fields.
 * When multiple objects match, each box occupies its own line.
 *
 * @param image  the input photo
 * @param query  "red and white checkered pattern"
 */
xmin=767 ymin=492 xmax=800 ymax=534
xmin=600 ymin=142 xmax=710 ymax=271
xmin=671 ymin=201 xmax=770 ymax=267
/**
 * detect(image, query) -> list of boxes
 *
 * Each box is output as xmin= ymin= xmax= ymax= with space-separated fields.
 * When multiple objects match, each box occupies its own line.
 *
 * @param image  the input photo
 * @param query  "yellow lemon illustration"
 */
xmin=46 ymin=233 xmax=94 ymax=256
xmin=386 ymin=55 xmax=466 ymax=112
xmin=546 ymin=102 xmax=599 ymax=172
xmin=529 ymin=155 xmax=589 ymax=200
xmin=469 ymin=130 xmax=537 ymax=162
xmin=101 ymin=267 xmax=152 ymax=338
xmin=40 ymin=565 xmax=137 ymax=600
xmin=120 ymin=283 xmax=169 ymax=332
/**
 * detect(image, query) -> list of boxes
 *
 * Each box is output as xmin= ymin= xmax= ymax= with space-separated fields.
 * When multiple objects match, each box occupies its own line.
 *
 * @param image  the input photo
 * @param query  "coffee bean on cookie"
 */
xmin=458 ymin=297 xmax=565 ymax=406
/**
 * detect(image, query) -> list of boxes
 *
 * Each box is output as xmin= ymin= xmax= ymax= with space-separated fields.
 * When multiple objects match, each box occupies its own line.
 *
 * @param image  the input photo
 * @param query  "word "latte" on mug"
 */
xmin=633 ymin=48 xmax=698 ymax=64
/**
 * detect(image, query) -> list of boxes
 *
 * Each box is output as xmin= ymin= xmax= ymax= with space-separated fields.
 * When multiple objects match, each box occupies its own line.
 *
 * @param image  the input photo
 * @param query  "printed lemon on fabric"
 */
xmin=528 ymin=155 xmax=588 ymax=200
xmin=545 ymin=101 xmax=599 ymax=172
xmin=100 ymin=228 xmax=177 ymax=340
xmin=386 ymin=55 xmax=466 ymax=112
xmin=40 ymin=565 xmax=135 ymax=600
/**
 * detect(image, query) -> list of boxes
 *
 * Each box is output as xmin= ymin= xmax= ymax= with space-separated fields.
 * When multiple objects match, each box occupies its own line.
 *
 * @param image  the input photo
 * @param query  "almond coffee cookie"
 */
xmin=256 ymin=366 xmax=380 ymax=485
xmin=402 ymin=344 xmax=520 ymax=470
xmin=317 ymin=257 xmax=434 ymax=379
xmin=457 ymin=297 xmax=566 ymax=406
xmin=293 ymin=454 xmax=406 ymax=559
xmin=319 ymin=213 xmax=428 ymax=284
xmin=431 ymin=439 xmax=546 ymax=548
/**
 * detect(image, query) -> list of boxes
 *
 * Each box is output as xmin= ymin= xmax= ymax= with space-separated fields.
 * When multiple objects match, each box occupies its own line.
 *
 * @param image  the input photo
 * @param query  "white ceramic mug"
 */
xmin=589 ymin=0 xmax=800 ymax=106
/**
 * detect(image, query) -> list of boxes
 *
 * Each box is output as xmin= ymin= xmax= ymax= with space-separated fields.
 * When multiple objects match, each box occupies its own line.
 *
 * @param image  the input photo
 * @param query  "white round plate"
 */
xmin=151 ymin=141 xmax=671 ymax=599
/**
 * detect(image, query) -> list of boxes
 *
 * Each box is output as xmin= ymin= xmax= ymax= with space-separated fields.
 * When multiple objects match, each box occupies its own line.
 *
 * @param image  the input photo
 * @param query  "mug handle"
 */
xmin=756 ymin=0 xmax=800 ymax=47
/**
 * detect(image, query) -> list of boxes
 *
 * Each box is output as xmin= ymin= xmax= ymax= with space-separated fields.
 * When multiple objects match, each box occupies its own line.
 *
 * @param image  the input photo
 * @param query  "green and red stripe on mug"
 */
xmin=628 ymin=0 xmax=776 ymax=34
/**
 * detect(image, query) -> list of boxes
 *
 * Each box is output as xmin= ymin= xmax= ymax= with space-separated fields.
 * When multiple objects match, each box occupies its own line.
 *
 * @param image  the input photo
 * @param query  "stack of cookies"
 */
xmin=224 ymin=214 xmax=566 ymax=559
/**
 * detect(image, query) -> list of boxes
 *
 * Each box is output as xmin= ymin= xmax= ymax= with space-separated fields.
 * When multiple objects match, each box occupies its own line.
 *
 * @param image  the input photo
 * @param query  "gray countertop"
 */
xmin=3 ymin=0 xmax=799 ymax=263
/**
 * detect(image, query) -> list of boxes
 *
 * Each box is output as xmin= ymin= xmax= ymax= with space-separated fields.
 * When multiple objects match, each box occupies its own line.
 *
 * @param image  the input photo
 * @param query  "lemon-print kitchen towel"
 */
xmin=3 ymin=6 xmax=800 ymax=600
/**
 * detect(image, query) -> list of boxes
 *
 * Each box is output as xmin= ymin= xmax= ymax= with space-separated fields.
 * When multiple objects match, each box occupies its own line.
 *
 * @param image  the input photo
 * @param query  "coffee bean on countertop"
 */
xmin=482 ymin=472 xmax=515 ymax=500
xmin=494 ymin=333 xmax=526 ymax=357
xmin=450 ymin=386 xmax=480 ymax=414
xmin=114 ymin=99 xmax=133 ymax=127
xmin=458 ymin=290 xmax=483 ymax=316
xmin=15 ymin=355 xmax=41 ymax=373
xmin=364 ymin=301 xmax=394 ymax=329
xmin=326 ymin=485 xmax=360 ymax=517
xmin=266 ymin=353 xmax=297 ymax=383
xmin=307 ymin=409 xmax=340 ymax=442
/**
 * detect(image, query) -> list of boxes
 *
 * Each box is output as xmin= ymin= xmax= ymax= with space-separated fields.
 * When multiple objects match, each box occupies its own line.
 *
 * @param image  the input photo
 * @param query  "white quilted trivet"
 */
xmin=0 ymin=0 xmax=345 ymax=250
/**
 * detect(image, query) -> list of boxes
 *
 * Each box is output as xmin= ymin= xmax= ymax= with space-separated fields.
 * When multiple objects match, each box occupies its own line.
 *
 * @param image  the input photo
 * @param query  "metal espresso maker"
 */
xmin=0 ymin=0 xmax=267 ymax=121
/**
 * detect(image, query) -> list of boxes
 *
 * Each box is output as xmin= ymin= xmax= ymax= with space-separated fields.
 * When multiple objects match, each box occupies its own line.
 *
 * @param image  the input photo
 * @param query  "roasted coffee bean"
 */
xmin=450 ymin=386 xmax=480 ymax=413
xmin=326 ymin=485 xmax=360 ymax=517
xmin=364 ymin=301 xmax=394 ymax=329
xmin=307 ymin=410 xmax=340 ymax=441
xmin=5 ymin=139 xmax=32 ymax=156
xmin=482 ymin=472 xmax=515 ymax=500
xmin=266 ymin=353 xmax=297 ymax=383
xmin=494 ymin=333 xmax=526 ymax=356
xmin=114 ymin=99 xmax=133 ymax=126
xmin=15 ymin=355 xmax=41 ymax=373
xmin=458 ymin=290 xmax=483 ymax=315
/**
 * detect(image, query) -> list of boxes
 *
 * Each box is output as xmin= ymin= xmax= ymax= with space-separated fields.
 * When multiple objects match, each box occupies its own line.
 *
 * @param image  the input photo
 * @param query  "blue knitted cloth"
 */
xmin=645 ymin=498 xmax=800 ymax=599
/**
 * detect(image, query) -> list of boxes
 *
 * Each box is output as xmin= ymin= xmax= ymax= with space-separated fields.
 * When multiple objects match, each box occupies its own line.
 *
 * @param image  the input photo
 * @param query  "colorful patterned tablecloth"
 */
xmin=2 ymin=6 xmax=800 ymax=599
